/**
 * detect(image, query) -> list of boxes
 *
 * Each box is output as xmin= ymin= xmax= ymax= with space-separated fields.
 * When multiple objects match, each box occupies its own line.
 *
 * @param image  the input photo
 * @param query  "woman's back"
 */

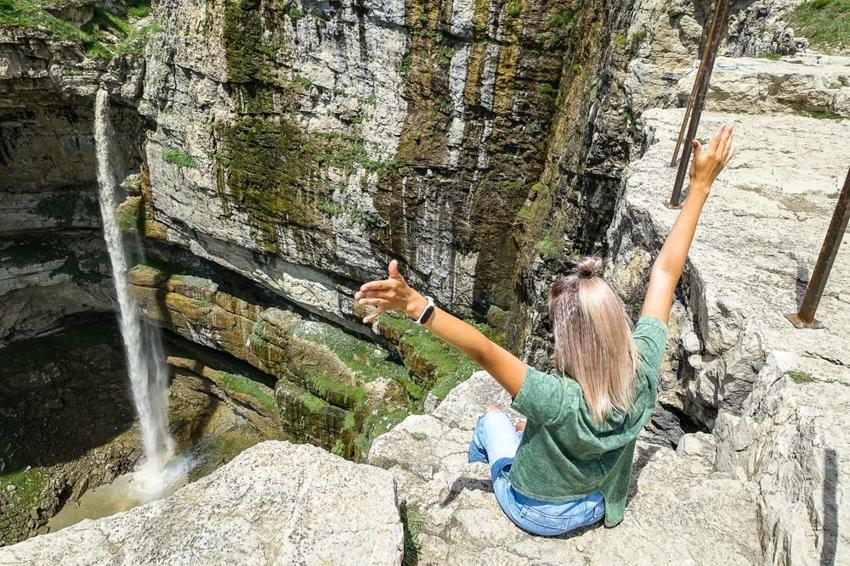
xmin=509 ymin=316 xmax=668 ymax=527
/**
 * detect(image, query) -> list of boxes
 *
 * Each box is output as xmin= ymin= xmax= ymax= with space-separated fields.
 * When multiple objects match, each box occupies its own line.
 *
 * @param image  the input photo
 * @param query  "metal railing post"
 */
xmin=670 ymin=3 xmax=721 ymax=168
xmin=787 ymin=168 xmax=850 ymax=329
xmin=667 ymin=0 xmax=730 ymax=208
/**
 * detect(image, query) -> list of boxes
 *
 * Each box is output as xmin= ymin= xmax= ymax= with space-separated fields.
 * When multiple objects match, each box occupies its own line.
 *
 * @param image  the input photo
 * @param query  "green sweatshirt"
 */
xmin=509 ymin=316 xmax=668 ymax=527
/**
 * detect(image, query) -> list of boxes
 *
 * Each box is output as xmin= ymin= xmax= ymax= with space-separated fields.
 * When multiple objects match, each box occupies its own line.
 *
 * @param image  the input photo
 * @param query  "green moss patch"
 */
xmin=297 ymin=391 xmax=328 ymax=414
xmin=291 ymin=321 xmax=410 ymax=384
xmin=218 ymin=371 xmax=278 ymax=413
xmin=0 ymin=467 xmax=46 ymax=545
xmin=214 ymin=115 xmax=318 ymax=250
xmin=161 ymin=147 xmax=197 ymax=169
xmin=0 ymin=1 xmax=158 ymax=60
xmin=376 ymin=313 xmax=501 ymax=400
xmin=534 ymin=233 xmax=559 ymax=257
xmin=789 ymin=0 xmax=850 ymax=54
xmin=788 ymin=369 xmax=816 ymax=384
xmin=222 ymin=0 xmax=272 ymax=82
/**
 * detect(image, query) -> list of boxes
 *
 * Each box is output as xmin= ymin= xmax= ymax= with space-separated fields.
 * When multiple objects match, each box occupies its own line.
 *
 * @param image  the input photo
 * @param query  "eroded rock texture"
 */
xmin=0 ymin=441 xmax=404 ymax=565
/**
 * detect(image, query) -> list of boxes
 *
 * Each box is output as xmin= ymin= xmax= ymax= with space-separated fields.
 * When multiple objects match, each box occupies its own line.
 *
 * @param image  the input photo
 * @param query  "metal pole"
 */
xmin=670 ymin=3 xmax=721 ymax=168
xmin=787 ymin=167 xmax=850 ymax=329
xmin=667 ymin=0 xmax=729 ymax=208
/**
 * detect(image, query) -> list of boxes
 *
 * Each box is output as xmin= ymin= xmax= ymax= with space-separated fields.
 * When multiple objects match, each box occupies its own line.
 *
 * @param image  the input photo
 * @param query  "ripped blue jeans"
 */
xmin=469 ymin=410 xmax=605 ymax=537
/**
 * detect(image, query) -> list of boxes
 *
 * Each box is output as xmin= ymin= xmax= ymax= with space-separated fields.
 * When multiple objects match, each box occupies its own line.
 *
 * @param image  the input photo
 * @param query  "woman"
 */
xmin=355 ymin=125 xmax=735 ymax=536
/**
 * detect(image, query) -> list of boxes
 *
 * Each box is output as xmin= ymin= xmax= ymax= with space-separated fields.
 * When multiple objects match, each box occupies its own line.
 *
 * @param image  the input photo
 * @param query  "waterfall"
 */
xmin=94 ymin=89 xmax=175 ymax=494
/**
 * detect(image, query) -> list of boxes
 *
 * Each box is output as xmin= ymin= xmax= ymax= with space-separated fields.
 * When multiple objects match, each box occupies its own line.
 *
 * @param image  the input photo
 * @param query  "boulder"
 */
xmin=0 ymin=442 xmax=404 ymax=565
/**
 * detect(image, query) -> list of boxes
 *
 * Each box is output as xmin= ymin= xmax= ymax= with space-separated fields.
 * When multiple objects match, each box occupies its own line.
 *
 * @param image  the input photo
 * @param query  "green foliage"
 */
xmin=331 ymin=438 xmax=346 ymax=455
xmin=161 ymin=147 xmax=197 ymax=168
xmin=289 ymin=4 xmax=302 ymax=19
xmin=310 ymin=373 xmax=367 ymax=408
xmin=546 ymin=6 xmax=578 ymax=48
xmin=292 ymin=74 xmax=312 ymax=88
xmin=0 ymin=1 xmax=158 ymax=60
xmin=397 ymin=53 xmax=412 ymax=74
xmin=343 ymin=411 xmax=357 ymax=431
xmin=539 ymin=82 xmax=558 ymax=105
xmin=218 ymin=371 xmax=279 ymax=413
xmin=112 ymin=23 xmax=159 ymax=56
xmin=760 ymin=52 xmax=782 ymax=60
xmin=788 ymin=369 xmax=815 ymax=384
xmin=434 ymin=47 xmax=451 ymax=67
xmin=377 ymin=313 xmax=502 ymax=397
xmin=505 ymin=0 xmax=521 ymax=19
xmin=530 ymin=182 xmax=548 ymax=196
xmin=291 ymin=321 xmax=410 ymax=384
xmin=317 ymin=200 xmax=344 ymax=217
xmin=534 ymin=234 xmax=559 ymax=257
xmin=0 ymin=0 xmax=90 ymax=42
xmin=126 ymin=0 xmax=152 ymax=19
xmin=629 ymin=28 xmax=647 ymax=54
xmin=314 ymin=133 xmax=398 ymax=174
xmin=401 ymin=502 xmax=424 ymax=566
xmin=613 ymin=33 xmax=626 ymax=47
xmin=116 ymin=198 xmax=140 ymax=233
xmin=788 ymin=0 xmax=850 ymax=53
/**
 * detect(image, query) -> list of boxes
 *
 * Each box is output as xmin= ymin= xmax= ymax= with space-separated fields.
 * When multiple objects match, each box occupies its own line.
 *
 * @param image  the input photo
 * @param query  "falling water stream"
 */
xmin=94 ymin=88 xmax=181 ymax=497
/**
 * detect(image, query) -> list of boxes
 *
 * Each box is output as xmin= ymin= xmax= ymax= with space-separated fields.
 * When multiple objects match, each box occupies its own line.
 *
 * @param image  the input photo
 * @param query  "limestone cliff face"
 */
xmin=0 ymin=0 xmax=809 ymax=451
xmin=137 ymin=0 xmax=580 ymax=324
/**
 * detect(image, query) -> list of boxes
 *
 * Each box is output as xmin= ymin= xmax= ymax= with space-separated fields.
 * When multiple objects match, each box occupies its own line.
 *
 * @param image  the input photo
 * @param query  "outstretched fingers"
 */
xmin=363 ymin=305 xmax=386 ymax=324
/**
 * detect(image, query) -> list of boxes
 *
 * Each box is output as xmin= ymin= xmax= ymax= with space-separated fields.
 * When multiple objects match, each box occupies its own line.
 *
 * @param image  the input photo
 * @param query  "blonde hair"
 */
xmin=548 ymin=256 xmax=637 ymax=422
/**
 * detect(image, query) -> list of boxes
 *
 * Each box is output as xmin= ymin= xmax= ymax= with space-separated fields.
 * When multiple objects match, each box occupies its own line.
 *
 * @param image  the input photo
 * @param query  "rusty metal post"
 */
xmin=787 ymin=168 xmax=850 ymax=329
xmin=670 ymin=3 xmax=721 ymax=168
xmin=667 ymin=0 xmax=730 ymax=208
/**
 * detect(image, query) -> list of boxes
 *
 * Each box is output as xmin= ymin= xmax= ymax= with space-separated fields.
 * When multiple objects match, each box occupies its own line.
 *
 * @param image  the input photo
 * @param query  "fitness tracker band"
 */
xmin=415 ymin=296 xmax=436 ymax=325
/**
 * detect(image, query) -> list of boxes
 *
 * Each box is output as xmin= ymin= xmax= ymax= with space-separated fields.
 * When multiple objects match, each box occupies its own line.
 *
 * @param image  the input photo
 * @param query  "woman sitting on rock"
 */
xmin=356 ymin=125 xmax=735 ymax=536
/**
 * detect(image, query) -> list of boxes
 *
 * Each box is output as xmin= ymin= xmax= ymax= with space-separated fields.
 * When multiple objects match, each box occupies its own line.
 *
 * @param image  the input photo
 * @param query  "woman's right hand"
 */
xmin=689 ymin=124 xmax=735 ymax=195
xmin=355 ymin=260 xmax=428 ymax=324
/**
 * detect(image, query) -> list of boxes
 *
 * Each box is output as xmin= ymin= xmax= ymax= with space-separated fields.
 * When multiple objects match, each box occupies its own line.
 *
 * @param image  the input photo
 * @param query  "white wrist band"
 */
xmin=414 ymin=296 xmax=436 ymax=325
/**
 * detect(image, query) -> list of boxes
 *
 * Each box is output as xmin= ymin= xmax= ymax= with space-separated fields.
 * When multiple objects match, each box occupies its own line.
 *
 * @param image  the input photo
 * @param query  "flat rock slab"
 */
xmin=0 ymin=441 xmax=403 ymax=565
xmin=679 ymin=55 xmax=850 ymax=117
xmin=629 ymin=108 xmax=850 ymax=371
xmin=369 ymin=372 xmax=762 ymax=565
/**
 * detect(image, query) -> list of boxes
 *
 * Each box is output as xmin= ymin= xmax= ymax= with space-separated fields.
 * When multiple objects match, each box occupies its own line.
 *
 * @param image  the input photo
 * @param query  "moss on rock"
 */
xmin=214 ymin=115 xmax=320 ymax=252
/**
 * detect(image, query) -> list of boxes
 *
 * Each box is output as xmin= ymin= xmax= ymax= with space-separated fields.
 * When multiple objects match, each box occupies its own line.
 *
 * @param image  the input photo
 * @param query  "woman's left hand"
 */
xmin=355 ymin=260 xmax=428 ymax=323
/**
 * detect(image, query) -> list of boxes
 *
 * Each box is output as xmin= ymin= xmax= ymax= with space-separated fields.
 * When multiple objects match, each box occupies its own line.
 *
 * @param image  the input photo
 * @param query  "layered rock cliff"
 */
xmin=2 ymin=0 xmax=848 ymax=561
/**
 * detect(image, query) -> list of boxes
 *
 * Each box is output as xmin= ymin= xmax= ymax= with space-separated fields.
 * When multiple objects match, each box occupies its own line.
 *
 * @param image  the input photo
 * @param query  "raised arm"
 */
xmin=642 ymin=124 xmax=735 ymax=324
xmin=355 ymin=261 xmax=526 ymax=397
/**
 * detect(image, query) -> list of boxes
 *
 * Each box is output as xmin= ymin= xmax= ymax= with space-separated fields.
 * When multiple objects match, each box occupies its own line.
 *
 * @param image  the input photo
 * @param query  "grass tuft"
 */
xmin=788 ymin=369 xmax=815 ymax=384
xmin=788 ymin=0 xmax=850 ymax=54
xmin=161 ymin=147 xmax=197 ymax=168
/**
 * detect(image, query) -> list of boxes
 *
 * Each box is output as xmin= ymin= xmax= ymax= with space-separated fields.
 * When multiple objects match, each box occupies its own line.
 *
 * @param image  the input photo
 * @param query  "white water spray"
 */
xmin=95 ymin=89 xmax=177 ymax=496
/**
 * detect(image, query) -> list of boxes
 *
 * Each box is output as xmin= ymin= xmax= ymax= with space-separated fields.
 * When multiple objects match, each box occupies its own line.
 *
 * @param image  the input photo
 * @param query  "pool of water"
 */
xmin=48 ymin=403 xmax=267 ymax=533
